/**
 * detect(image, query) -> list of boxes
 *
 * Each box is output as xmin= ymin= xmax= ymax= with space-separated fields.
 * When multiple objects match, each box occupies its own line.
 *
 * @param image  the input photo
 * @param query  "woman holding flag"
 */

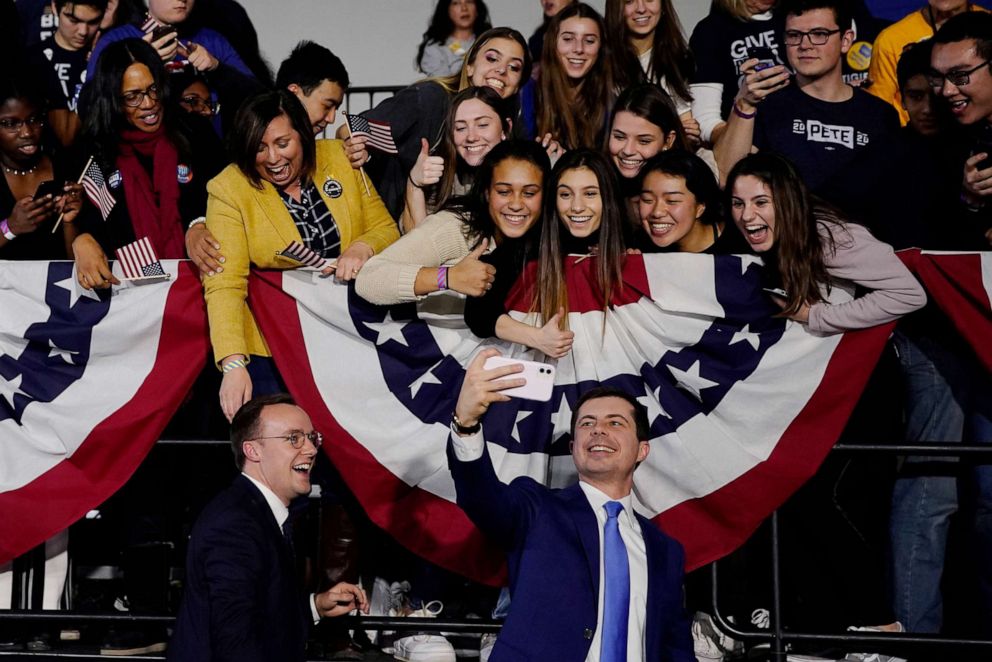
xmin=70 ymin=39 xmax=224 ymax=290
xmin=204 ymin=88 xmax=398 ymax=420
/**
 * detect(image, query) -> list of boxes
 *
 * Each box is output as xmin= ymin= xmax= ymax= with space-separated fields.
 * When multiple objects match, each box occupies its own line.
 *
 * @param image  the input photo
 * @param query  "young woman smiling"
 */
xmin=204 ymin=90 xmax=398 ymax=420
xmin=465 ymin=149 xmax=627 ymax=358
xmin=726 ymin=152 xmax=925 ymax=333
xmin=607 ymin=83 xmax=688 ymax=199
xmin=416 ymin=0 xmax=492 ymax=77
xmin=604 ymin=0 xmax=700 ymax=145
xmin=635 ymin=150 xmax=747 ymax=253
xmin=345 ymin=27 xmax=531 ymax=220
xmin=521 ymin=3 xmax=615 ymax=150
xmin=402 ymin=86 xmax=512 ymax=231
xmin=358 ymin=140 xmax=549 ymax=307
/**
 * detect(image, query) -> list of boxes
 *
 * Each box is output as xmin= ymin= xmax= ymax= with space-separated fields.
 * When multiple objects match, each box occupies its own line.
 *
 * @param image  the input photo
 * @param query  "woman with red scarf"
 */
xmin=70 ymin=39 xmax=225 ymax=289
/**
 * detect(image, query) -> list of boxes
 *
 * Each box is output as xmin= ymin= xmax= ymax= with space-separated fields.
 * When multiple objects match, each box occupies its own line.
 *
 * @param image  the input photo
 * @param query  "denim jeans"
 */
xmin=889 ymin=329 xmax=992 ymax=633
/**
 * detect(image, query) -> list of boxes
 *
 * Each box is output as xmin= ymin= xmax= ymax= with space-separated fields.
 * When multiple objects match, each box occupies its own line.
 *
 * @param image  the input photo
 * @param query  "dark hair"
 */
xmin=932 ymin=11 xmax=992 ymax=61
xmin=433 ymin=86 xmax=513 ymax=210
xmin=537 ymin=3 xmax=614 ymax=150
xmin=79 ymin=39 xmax=186 ymax=168
xmin=896 ymin=39 xmax=934 ymax=91
xmin=454 ymin=139 xmax=550 ymax=246
xmin=603 ymin=0 xmax=694 ymax=102
xmin=0 ymin=74 xmax=48 ymax=115
xmin=230 ymin=393 xmax=297 ymax=470
xmin=611 ymin=83 xmax=690 ymax=154
xmin=54 ymin=0 xmax=110 ymax=12
xmin=780 ymin=0 xmax=852 ymax=32
xmin=276 ymin=40 xmax=350 ymax=93
xmin=725 ymin=152 xmax=838 ymax=315
xmin=416 ymin=0 xmax=493 ymax=74
xmin=228 ymin=89 xmax=316 ymax=189
xmin=437 ymin=26 xmax=533 ymax=94
xmin=536 ymin=149 xmax=626 ymax=326
xmin=639 ymin=151 xmax=723 ymax=227
xmin=571 ymin=386 xmax=650 ymax=441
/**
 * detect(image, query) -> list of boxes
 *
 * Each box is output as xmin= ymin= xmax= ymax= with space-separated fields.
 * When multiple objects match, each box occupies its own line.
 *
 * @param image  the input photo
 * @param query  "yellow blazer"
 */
xmin=204 ymin=139 xmax=399 ymax=366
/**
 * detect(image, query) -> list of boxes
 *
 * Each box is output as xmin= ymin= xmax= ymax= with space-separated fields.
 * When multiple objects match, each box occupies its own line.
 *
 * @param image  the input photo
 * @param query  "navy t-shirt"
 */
xmin=753 ymin=85 xmax=900 ymax=211
xmin=689 ymin=10 xmax=784 ymax=121
xmin=28 ymin=37 xmax=88 ymax=112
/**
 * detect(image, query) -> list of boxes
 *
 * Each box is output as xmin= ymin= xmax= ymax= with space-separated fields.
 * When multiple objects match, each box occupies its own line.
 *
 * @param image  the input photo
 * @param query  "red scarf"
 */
xmin=116 ymin=126 xmax=185 ymax=259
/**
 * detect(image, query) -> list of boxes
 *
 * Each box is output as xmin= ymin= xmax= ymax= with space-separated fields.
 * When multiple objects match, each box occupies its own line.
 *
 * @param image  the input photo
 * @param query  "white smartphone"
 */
xmin=762 ymin=287 xmax=787 ymax=298
xmin=483 ymin=356 xmax=556 ymax=402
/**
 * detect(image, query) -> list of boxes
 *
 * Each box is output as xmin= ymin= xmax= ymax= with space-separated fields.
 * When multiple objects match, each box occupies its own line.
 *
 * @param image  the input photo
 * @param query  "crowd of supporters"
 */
xmin=2 ymin=0 xmax=992 ymax=659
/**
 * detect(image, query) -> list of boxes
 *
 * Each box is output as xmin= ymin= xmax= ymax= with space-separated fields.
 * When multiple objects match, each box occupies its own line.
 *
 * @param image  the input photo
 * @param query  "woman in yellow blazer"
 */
xmin=204 ymin=90 xmax=399 ymax=420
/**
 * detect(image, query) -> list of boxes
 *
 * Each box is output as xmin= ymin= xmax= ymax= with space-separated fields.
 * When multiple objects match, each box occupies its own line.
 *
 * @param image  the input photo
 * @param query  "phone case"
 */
xmin=482 ymin=356 xmax=556 ymax=402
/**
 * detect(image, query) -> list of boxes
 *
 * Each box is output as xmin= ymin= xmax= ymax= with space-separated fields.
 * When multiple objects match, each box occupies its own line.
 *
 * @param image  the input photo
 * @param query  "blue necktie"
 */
xmin=600 ymin=501 xmax=629 ymax=662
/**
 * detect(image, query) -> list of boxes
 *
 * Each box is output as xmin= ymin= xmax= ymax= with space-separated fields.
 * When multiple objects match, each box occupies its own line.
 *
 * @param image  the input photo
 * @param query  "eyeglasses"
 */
xmin=783 ymin=28 xmax=841 ymax=46
xmin=246 ymin=430 xmax=323 ymax=450
xmin=0 ymin=115 xmax=46 ymax=133
xmin=180 ymin=95 xmax=219 ymax=115
xmin=926 ymin=60 xmax=992 ymax=89
xmin=121 ymin=85 xmax=161 ymax=108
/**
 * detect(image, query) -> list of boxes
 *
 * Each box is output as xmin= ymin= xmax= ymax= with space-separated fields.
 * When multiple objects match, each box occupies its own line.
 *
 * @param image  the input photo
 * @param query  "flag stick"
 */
xmin=343 ymin=113 xmax=372 ymax=197
xmin=51 ymin=155 xmax=93 ymax=234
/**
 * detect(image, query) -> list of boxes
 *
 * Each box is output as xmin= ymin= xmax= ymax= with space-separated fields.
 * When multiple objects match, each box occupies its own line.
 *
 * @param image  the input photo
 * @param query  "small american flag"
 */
xmin=278 ymin=241 xmax=333 ymax=270
xmin=115 ymin=237 xmax=167 ymax=280
xmin=81 ymin=160 xmax=116 ymax=220
xmin=346 ymin=114 xmax=398 ymax=154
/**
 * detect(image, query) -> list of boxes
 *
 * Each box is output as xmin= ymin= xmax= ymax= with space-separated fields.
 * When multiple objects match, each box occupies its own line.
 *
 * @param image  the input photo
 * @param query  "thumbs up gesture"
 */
xmin=409 ymin=138 xmax=445 ymax=189
xmin=531 ymin=307 xmax=574 ymax=358
xmin=447 ymin=238 xmax=496 ymax=297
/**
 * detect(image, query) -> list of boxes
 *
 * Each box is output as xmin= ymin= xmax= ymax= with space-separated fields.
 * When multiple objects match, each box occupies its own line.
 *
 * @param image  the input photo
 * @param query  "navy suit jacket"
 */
xmin=168 ymin=475 xmax=310 ymax=662
xmin=448 ymin=439 xmax=694 ymax=662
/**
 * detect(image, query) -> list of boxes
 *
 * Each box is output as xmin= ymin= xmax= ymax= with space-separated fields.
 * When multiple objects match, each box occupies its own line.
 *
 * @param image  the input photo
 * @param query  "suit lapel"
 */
xmin=251 ymin=182 xmax=302 ymax=249
xmin=236 ymin=476 xmax=295 ymax=568
xmin=562 ymin=484 xmax=600 ymax=596
xmin=638 ymin=514 xmax=665 ymax=657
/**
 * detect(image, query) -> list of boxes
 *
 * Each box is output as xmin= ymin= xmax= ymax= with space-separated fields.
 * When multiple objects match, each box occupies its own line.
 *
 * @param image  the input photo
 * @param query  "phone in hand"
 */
xmin=762 ymin=287 xmax=788 ymax=298
xmin=746 ymin=46 xmax=784 ymax=72
xmin=971 ymin=138 xmax=992 ymax=171
xmin=483 ymin=356 xmax=556 ymax=402
xmin=33 ymin=180 xmax=63 ymax=200
xmin=150 ymin=24 xmax=177 ymax=42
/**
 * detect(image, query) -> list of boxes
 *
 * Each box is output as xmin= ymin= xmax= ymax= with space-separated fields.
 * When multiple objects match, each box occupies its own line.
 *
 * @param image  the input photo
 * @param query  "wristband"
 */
xmin=437 ymin=266 xmax=448 ymax=290
xmin=732 ymin=101 xmax=756 ymax=120
xmin=1 ymin=219 xmax=14 ymax=241
xmin=408 ymin=173 xmax=423 ymax=189
xmin=188 ymin=217 xmax=206 ymax=229
xmin=221 ymin=358 xmax=247 ymax=373
xmin=452 ymin=411 xmax=481 ymax=435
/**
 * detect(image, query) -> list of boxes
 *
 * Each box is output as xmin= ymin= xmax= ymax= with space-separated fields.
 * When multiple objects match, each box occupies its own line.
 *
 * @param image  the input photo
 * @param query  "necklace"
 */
xmin=2 ymin=162 xmax=38 ymax=176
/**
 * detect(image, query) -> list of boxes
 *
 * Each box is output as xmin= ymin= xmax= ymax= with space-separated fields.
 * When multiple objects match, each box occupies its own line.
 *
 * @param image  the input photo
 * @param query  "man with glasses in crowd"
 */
xmin=715 ymin=0 xmax=899 ymax=218
xmin=168 ymin=394 xmax=368 ymax=662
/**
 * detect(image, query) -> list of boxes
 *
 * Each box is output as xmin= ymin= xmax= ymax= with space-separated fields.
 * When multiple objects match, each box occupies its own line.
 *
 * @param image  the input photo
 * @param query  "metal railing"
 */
xmin=3 ymin=440 xmax=991 ymax=659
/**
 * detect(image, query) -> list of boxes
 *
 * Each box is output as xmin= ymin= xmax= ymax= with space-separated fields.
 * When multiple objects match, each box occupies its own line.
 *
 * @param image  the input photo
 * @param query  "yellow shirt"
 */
xmin=867 ymin=7 xmax=989 ymax=125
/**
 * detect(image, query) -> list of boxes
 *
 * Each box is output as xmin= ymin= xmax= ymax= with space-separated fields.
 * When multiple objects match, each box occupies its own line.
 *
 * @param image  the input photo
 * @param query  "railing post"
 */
xmin=770 ymin=511 xmax=786 ymax=661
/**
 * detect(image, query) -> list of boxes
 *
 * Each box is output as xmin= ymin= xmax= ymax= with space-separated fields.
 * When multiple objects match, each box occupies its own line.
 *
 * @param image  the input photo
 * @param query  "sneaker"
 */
xmin=393 ymin=634 xmax=456 ymax=662
xmin=479 ymin=633 xmax=496 ymax=662
xmin=692 ymin=613 xmax=725 ymax=661
xmin=843 ymin=622 xmax=906 ymax=662
xmin=367 ymin=579 xmax=412 ymax=651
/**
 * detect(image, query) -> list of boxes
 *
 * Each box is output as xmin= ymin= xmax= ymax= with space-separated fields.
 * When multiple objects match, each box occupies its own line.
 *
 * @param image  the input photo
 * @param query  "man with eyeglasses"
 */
xmin=932 ymin=11 xmax=992 ymax=250
xmin=169 ymin=393 xmax=368 ymax=662
xmin=715 ymin=0 xmax=899 ymax=219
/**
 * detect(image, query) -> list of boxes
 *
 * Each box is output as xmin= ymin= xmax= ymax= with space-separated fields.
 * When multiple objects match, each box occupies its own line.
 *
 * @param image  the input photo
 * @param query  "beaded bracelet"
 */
xmin=437 ymin=266 xmax=449 ymax=290
xmin=188 ymin=217 xmax=206 ymax=229
xmin=222 ymin=358 xmax=247 ymax=373
xmin=1 ymin=219 xmax=15 ymax=241
xmin=732 ymin=101 xmax=756 ymax=120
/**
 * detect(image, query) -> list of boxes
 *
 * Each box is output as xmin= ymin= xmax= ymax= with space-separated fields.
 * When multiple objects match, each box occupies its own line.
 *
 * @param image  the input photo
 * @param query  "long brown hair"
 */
xmin=433 ymin=27 xmax=532 ymax=94
xmin=534 ymin=149 xmax=627 ymax=327
xmin=725 ymin=152 xmax=838 ymax=316
xmin=536 ymin=3 xmax=614 ymax=150
xmin=604 ymin=0 xmax=694 ymax=102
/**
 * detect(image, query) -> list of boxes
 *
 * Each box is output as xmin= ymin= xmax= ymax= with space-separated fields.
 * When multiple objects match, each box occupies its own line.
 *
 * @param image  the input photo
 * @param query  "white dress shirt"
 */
xmin=242 ymin=473 xmax=320 ymax=623
xmin=449 ymin=430 xmax=649 ymax=661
